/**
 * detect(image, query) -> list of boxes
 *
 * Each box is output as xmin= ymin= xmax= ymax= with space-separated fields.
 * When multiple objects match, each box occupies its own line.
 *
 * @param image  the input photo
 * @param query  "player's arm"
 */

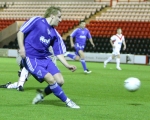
xmin=17 ymin=17 xmax=40 ymax=58
xmin=17 ymin=31 xmax=25 ymax=58
xmin=123 ymin=40 xmax=126 ymax=50
xmin=110 ymin=39 xmax=115 ymax=48
xmin=87 ymin=29 xmax=95 ymax=47
xmin=52 ymin=34 xmax=76 ymax=72
xmin=57 ymin=54 xmax=76 ymax=72
xmin=70 ymin=29 xmax=78 ymax=48
xmin=70 ymin=36 xmax=74 ymax=48
xmin=89 ymin=38 xmax=95 ymax=47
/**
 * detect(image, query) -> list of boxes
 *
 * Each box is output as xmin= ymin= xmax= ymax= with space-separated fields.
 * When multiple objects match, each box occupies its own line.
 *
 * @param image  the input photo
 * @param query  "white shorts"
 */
xmin=112 ymin=47 xmax=120 ymax=55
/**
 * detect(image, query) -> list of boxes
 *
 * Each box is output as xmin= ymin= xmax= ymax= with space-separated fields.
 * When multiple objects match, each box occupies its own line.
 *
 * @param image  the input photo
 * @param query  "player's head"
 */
xmin=44 ymin=6 xmax=62 ymax=26
xmin=117 ymin=28 xmax=122 ymax=34
xmin=80 ymin=20 xmax=86 ymax=29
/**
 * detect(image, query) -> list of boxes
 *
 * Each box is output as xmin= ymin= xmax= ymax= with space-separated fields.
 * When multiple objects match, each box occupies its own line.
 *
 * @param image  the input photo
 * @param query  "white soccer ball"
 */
xmin=124 ymin=77 xmax=141 ymax=92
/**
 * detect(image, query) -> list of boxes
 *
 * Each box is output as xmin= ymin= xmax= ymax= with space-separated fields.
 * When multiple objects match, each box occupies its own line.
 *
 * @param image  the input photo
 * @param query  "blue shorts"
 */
xmin=74 ymin=43 xmax=85 ymax=56
xmin=22 ymin=57 xmax=60 ymax=83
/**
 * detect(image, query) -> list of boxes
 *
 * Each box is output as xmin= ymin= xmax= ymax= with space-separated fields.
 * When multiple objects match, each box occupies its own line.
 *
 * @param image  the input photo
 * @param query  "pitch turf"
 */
xmin=0 ymin=57 xmax=150 ymax=120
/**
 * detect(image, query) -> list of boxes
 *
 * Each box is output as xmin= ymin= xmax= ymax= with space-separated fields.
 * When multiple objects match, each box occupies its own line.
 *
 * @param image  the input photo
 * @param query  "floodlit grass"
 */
xmin=0 ymin=57 xmax=150 ymax=120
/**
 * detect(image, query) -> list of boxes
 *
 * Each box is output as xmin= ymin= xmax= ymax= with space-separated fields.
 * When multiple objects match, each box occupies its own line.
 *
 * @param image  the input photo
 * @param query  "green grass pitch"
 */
xmin=0 ymin=57 xmax=150 ymax=120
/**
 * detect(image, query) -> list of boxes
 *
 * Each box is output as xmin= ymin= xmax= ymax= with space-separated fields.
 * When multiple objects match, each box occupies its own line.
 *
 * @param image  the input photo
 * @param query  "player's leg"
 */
xmin=78 ymin=50 xmax=91 ymax=73
xmin=24 ymin=57 xmax=79 ymax=108
xmin=17 ymin=67 xmax=30 ymax=91
xmin=104 ymin=54 xmax=115 ymax=68
xmin=116 ymin=54 xmax=121 ymax=70
xmin=3 ymin=67 xmax=29 ymax=90
xmin=42 ymin=72 xmax=80 ymax=108
xmin=64 ymin=52 xmax=80 ymax=60
xmin=116 ymin=49 xmax=122 ymax=70
xmin=104 ymin=48 xmax=116 ymax=68
xmin=0 ymin=82 xmax=12 ymax=88
xmin=44 ymin=73 xmax=64 ymax=96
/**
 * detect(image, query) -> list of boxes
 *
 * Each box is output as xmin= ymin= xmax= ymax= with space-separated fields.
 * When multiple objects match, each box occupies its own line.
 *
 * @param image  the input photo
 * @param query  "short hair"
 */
xmin=117 ymin=28 xmax=122 ymax=30
xmin=80 ymin=20 xmax=85 ymax=24
xmin=44 ymin=6 xmax=61 ymax=18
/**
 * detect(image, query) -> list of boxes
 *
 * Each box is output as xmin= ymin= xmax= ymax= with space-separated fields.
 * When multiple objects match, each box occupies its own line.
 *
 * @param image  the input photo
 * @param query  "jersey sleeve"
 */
xmin=110 ymin=35 xmax=116 ymax=41
xmin=86 ymin=29 xmax=92 ymax=39
xmin=20 ymin=16 xmax=41 ymax=34
xmin=70 ymin=28 xmax=78 ymax=37
xmin=52 ymin=29 xmax=66 ymax=56
xmin=122 ymin=36 xmax=125 ymax=41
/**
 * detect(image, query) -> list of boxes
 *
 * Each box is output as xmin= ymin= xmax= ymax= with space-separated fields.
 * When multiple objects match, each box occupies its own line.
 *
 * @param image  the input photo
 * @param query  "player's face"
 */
xmin=80 ymin=22 xmax=86 ymax=28
xmin=117 ymin=29 xmax=122 ymax=34
xmin=51 ymin=11 xmax=62 ymax=26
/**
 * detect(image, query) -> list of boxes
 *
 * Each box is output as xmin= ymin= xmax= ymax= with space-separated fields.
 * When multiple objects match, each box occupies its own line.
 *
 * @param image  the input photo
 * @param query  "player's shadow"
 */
xmin=40 ymin=100 xmax=65 ymax=107
xmin=39 ymin=99 xmax=79 ymax=108
xmin=127 ymin=103 xmax=142 ymax=106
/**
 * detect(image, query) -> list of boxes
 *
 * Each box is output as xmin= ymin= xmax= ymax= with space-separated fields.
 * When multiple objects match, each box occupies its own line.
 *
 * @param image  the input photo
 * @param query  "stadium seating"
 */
xmin=86 ymin=20 xmax=150 ymax=38
xmin=97 ymin=1 xmax=150 ymax=21
xmin=0 ymin=20 xmax=15 ymax=30
xmin=1 ymin=2 xmax=105 ymax=20
xmin=1 ymin=1 xmax=150 ymax=56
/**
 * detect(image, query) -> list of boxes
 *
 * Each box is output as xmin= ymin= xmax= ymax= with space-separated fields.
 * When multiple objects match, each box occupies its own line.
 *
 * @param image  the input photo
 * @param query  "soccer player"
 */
xmin=64 ymin=20 xmax=95 ymax=74
xmin=0 ymin=46 xmax=56 ymax=91
xmin=104 ymin=28 xmax=126 ymax=70
xmin=17 ymin=6 xmax=80 ymax=108
xmin=0 ymin=52 xmax=29 ymax=91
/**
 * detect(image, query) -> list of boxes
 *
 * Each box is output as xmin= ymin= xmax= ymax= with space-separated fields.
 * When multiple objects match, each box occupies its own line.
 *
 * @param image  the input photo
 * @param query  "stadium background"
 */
xmin=0 ymin=0 xmax=149 ymax=56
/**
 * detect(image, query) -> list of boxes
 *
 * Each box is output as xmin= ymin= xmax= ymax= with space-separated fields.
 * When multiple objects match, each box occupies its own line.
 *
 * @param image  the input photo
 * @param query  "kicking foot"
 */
xmin=66 ymin=100 xmax=80 ymax=109
xmin=32 ymin=89 xmax=44 ymax=104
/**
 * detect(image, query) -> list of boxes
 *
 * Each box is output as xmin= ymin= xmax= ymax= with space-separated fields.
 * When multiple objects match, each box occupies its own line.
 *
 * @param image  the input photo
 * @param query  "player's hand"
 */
xmin=123 ymin=47 xmax=126 ymax=50
xmin=19 ymin=49 xmax=26 ymax=58
xmin=67 ymin=65 xmax=77 ymax=72
xmin=92 ymin=44 xmax=95 ymax=48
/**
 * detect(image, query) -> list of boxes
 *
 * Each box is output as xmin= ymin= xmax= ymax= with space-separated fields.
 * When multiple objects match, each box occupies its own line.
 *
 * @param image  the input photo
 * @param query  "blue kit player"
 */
xmin=64 ymin=20 xmax=95 ymax=74
xmin=17 ymin=6 xmax=80 ymax=109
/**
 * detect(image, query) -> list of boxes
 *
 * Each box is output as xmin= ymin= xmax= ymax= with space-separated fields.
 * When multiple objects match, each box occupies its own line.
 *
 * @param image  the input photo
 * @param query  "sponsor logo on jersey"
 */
xmin=79 ymin=35 xmax=86 ymax=38
xmin=40 ymin=36 xmax=50 ymax=45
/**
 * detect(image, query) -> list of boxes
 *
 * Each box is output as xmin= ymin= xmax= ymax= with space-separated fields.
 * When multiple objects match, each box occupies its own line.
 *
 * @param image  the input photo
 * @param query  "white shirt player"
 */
xmin=111 ymin=34 xmax=125 ymax=50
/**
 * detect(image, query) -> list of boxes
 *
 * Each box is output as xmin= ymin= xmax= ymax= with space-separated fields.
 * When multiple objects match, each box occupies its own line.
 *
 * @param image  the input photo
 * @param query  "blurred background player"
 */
xmin=64 ymin=20 xmax=95 ymax=74
xmin=0 ymin=46 xmax=56 ymax=91
xmin=104 ymin=28 xmax=126 ymax=70
xmin=17 ymin=6 xmax=79 ymax=108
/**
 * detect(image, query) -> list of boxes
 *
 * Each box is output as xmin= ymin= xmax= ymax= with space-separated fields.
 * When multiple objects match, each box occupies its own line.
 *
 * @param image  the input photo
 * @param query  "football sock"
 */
xmin=44 ymin=84 xmax=62 ymax=95
xmin=67 ymin=54 xmax=76 ymax=60
xmin=106 ymin=56 xmax=112 ymax=63
xmin=116 ymin=58 xmax=120 ymax=67
xmin=80 ymin=59 xmax=87 ymax=71
xmin=47 ymin=82 xmax=67 ymax=102
xmin=65 ymin=98 xmax=71 ymax=103
xmin=17 ymin=67 xmax=29 ymax=87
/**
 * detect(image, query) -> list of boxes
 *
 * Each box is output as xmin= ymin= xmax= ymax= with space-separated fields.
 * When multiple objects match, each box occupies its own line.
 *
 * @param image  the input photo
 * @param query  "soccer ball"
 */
xmin=124 ymin=77 xmax=141 ymax=92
